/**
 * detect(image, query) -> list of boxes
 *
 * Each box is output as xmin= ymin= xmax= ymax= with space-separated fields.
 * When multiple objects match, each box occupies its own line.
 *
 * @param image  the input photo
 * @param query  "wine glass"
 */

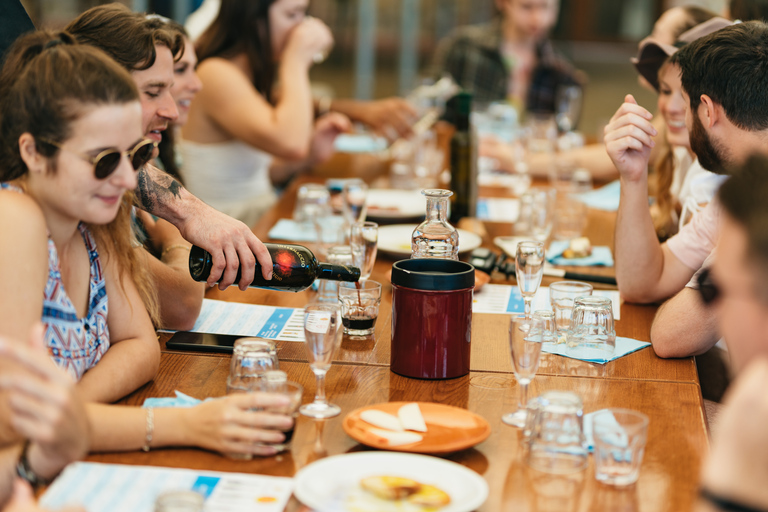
xmin=342 ymin=179 xmax=368 ymax=224
xmin=502 ymin=311 xmax=553 ymax=427
xmin=349 ymin=221 xmax=378 ymax=281
xmin=555 ymin=85 xmax=582 ymax=133
xmin=516 ymin=241 xmax=545 ymax=318
xmin=300 ymin=303 xmax=343 ymax=418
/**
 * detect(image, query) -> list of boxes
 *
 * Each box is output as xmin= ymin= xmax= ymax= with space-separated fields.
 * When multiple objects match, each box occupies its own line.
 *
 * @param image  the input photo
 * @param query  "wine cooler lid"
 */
xmin=391 ymin=259 xmax=475 ymax=291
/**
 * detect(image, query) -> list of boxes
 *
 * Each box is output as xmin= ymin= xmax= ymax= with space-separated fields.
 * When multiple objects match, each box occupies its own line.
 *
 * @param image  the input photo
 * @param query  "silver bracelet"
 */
xmin=142 ymin=407 xmax=154 ymax=452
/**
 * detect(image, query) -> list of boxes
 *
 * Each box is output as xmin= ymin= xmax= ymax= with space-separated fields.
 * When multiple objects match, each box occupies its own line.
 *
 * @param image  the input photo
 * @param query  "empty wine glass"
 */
xmin=349 ymin=221 xmax=378 ymax=281
xmin=555 ymin=85 xmax=582 ymax=133
xmin=342 ymin=179 xmax=368 ymax=224
xmin=300 ymin=303 xmax=343 ymax=418
xmin=502 ymin=311 xmax=553 ymax=427
xmin=516 ymin=241 xmax=545 ymax=318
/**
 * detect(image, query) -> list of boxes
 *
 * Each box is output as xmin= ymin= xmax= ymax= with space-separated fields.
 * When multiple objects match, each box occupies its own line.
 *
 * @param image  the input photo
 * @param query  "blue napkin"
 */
xmin=547 ymin=240 xmax=614 ymax=267
xmin=142 ymin=391 xmax=213 ymax=408
xmin=333 ymin=134 xmax=388 ymax=153
xmin=542 ymin=336 xmax=651 ymax=364
xmin=268 ymin=218 xmax=318 ymax=242
xmin=583 ymin=409 xmax=623 ymax=452
xmin=572 ymin=180 xmax=621 ymax=211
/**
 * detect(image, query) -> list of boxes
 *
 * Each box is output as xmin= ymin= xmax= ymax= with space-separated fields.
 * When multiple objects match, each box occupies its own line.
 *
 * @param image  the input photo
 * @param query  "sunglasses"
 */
xmin=696 ymin=267 xmax=719 ymax=305
xmin=39 ymin=137 xmax=157 ymax=180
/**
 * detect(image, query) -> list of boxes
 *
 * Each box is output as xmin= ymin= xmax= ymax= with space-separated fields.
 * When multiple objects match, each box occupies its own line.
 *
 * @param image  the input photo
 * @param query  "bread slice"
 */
xmin=360 ymin=410 xmax=404 ymax=432
xmin=408 ymin=484 xmax=451 ymax=507
xmin=360 ymin=476 xmax=421 ymax=500
xmin=398 ymin=403 xmax=428 ymax=432
xmin=367 ymin=428 xmax=423 ymax=446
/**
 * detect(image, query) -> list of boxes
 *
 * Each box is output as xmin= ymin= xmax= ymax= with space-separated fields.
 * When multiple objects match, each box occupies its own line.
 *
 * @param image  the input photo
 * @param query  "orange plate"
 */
xmin=343 ymin=402 xmax=491 ymax=454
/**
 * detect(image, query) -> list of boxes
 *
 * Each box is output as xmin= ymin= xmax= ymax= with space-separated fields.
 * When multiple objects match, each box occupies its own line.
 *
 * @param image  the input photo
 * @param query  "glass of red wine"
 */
xmin=338 ymin=280 xmax=382 ymax=337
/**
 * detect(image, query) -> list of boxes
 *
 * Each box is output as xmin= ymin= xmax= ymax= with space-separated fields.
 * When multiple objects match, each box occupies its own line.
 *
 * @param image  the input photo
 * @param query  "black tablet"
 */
xmin=165 ymin=331 xmax=243 ymax=353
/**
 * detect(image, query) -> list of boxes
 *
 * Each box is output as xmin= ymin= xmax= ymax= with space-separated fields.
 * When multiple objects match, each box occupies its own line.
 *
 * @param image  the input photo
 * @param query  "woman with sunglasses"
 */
xmin=0 ymin=32 xmax=294 ymax=459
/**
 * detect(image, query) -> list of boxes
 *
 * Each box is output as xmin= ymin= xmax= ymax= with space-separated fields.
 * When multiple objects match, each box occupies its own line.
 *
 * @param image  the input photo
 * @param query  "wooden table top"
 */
xmin=132 ymin=169 xmax=707 ymax=511
xmin=93 ymin=355 xmax=707 ymax=512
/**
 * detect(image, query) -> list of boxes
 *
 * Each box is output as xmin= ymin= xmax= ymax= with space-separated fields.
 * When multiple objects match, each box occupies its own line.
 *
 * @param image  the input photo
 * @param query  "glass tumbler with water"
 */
xmin=411 ymin=189 xmax=459 ymax=260
xmin=592 ymin=408 xmax=649 ymax=486
xmin=227 ymin=338 xmax=279 ymax=394
xmin=549 ymin=281 xmax=593 ymax=337
xmin=525 ymin=390 xmax=588 ymax=474
xmin=567 ymin=296 xmax=616 ymax=357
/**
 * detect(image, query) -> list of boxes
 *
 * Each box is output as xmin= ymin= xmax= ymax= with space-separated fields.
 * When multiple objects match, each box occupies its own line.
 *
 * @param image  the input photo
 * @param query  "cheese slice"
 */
xmin=397 ymin=403 xmax=428 ymax=432
xmin=360 ymin=410 xmax=404 ymax=432
xmin=368 ymin=428 xmax=423 ymax=446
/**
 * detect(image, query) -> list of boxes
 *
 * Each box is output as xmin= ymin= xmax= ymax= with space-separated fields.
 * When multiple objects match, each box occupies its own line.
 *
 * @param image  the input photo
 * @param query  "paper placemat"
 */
xmin=41 ymin=462 xmax=293 ymax=512
xmin=473 ymin=284 xmax=621 ymax=320
xmin=158 ymin=299 xmax=305 ymax=342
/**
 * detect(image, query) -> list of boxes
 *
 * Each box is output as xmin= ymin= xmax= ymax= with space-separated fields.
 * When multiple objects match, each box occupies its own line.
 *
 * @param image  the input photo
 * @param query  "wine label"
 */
xmin=305 ymin=311 xmax=332 ymax=334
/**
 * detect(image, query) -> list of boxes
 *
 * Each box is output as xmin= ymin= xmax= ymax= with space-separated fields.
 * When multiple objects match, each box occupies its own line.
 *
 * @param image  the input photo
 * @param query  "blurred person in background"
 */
xmin=432 ymin=0 xmax=580 ymax=115
xmin=479 ymin=5 xmax=717 ymax=182
xmin=181 ymin=0 xmax=351 ymax=227
xmin=184 ymin=0 xmax=418 ymax=142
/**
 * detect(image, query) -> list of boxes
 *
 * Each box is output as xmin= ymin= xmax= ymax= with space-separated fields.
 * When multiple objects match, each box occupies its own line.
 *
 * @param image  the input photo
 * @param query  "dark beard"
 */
xmin=689 ymin=111 xmax=730 ymax=175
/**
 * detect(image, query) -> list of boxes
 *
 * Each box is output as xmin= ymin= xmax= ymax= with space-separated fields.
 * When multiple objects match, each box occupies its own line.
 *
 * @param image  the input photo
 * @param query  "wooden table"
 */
xmin=111 ymin=172 xmax=707 ymax=511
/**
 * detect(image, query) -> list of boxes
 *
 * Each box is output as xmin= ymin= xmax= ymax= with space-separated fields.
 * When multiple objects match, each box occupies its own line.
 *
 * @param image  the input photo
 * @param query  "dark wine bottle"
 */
xmin=447 ymin=91 xmax=478 ymax=224
xmin=189 ymin=244 xmax=360 ymax=292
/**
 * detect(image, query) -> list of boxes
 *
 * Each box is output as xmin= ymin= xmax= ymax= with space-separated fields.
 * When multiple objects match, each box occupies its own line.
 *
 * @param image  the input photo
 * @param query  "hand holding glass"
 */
xmin=516 ymin=241 xmax=545 ymax=318
xmin=300 ymin=303 xmax=343 ymax=418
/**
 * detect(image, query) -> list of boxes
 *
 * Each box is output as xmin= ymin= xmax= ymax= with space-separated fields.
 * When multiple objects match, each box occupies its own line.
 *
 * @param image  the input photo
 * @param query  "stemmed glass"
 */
xmin=555 ymin=85 xmax=582 ymax=133
xmin=502 ymin=311 xmax=553 ymax=427
xmin=342 ymin=179 xmax=368 ymax=224
xmin=300 ymin=303 xmax=343 ymax=418
xmin=516 ymin=241 xmax=545 ymax=318
xmin=349 ymin=221 xmax=378 ymax=281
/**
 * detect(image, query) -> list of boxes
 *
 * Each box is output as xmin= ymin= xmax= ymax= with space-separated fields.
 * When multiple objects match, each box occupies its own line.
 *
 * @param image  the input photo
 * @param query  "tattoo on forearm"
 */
xmin=135 ymin=166 xmax=184 ymax=216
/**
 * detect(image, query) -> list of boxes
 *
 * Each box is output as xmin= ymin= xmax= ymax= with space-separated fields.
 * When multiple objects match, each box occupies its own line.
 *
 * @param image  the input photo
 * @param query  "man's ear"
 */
xmin=699 ymin=94 xmax=720 ymax=129
xmin=18 ymin=133 xmax=48 ymax=175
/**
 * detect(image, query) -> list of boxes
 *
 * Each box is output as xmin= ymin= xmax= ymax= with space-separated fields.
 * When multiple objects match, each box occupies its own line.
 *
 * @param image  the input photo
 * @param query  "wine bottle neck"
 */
xmin=318 ymin=263 xmax=361 ymax=282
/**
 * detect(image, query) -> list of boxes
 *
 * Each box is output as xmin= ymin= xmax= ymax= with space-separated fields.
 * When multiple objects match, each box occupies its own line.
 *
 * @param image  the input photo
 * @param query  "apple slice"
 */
xmin=360 ymin=410 xmax=404 ymax=432
xmin=368 ymin=428 xmax=423 ymax=446
xmin=398 ymin=403 xmax=427 ymax=432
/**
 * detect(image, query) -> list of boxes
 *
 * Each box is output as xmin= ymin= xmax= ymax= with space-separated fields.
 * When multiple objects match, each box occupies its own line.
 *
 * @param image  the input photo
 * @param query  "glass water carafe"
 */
xmin=411 ymin=189 xmax=459 ymax=260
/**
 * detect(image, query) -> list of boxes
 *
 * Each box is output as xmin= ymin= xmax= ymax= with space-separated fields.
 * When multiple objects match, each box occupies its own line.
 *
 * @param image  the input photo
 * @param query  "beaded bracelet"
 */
xmin=142 ymin=407 xmax=154 ymax=452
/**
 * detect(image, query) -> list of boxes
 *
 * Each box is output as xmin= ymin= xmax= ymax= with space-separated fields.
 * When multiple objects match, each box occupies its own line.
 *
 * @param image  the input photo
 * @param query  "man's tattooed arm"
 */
xmin=134 ymin=164 xmax=186 ymax=223
xmin=133 ymin=164 xmax=273 ymax=289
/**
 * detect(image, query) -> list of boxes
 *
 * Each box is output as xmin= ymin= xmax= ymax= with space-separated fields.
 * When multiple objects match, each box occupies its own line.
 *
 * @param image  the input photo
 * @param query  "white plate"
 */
xmin=378 ymin=224 xmax=483 ymax=259
xmin=365 ymin=189 xmax=426 ymax=220
xmin=293 ymin=452 xmax=489 ymax=512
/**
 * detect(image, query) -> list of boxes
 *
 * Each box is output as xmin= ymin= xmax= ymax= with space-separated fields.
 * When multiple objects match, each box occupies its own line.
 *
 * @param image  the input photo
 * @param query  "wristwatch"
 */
xmin=15 ymin=441 xmax=50 ymax=488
